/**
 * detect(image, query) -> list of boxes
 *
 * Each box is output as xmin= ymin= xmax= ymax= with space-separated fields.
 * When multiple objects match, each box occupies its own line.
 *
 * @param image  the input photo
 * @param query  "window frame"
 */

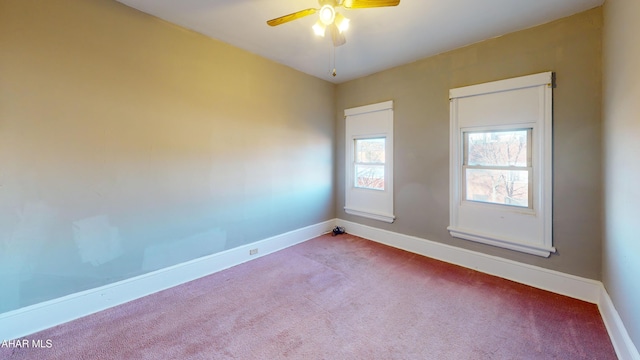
xmin=344 ymin=100 xmax=395 ymax=223
xmin=448 ymin=72 xmax=554 ymax=257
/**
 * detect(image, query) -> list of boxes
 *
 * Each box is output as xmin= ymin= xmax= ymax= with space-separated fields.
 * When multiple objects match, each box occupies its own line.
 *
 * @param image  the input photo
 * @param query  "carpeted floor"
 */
xmin=1 ymin=233 xmax=617 ymax=359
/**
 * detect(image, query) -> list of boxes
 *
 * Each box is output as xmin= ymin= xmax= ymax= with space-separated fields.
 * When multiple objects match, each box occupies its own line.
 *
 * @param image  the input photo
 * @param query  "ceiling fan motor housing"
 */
xmin=319 ymin=0 xmax=342 ymax=6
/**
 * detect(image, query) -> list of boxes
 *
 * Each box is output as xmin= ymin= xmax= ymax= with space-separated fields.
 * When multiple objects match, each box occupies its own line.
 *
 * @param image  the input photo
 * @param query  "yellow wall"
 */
xmin=0 ymin=0 xmax=335 ymax=312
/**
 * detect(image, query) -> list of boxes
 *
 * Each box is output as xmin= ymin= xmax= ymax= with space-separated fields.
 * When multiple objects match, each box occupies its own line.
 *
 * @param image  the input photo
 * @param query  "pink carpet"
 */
xmin=1 ymin=233 xmax=616 ymax=359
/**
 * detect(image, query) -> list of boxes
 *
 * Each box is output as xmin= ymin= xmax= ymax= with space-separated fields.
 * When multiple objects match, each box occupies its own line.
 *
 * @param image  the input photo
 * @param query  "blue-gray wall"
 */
xmin=0 ymin=0 xmax=335 ymax=313
xmin=603 ymin=0 xmax=640 ymax=349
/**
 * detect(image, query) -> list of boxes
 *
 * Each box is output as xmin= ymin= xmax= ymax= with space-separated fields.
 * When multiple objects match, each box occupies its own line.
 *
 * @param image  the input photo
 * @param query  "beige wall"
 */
xmin=603 ymin=0 xmax=640 ymax=348
xmin=336 ymin=8 xmax=603 ymax=278
xmin=2 ymin=0 xmax=626 ymax=339
xmin=0 ymin=0 xmax=335 ymax=312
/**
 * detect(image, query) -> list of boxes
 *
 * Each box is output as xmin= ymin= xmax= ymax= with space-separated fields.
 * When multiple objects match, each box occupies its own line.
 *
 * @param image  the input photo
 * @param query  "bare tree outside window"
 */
xmin=464 ymin=130 xmax=531 ymax=207
xmin=355 ymin=138 xmax=385 ymax=190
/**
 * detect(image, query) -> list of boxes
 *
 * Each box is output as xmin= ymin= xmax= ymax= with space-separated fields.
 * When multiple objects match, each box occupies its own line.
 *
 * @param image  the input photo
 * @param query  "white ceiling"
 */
xmin=115 ymin=0 xmax=603 ymax=84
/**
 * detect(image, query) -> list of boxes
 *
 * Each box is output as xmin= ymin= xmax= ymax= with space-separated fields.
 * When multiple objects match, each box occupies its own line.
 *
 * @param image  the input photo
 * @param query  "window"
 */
xmin=449 ymin=72 xmax=554 ymax=257
xmin=464 ymin=129 xmax=532 ymax=208
xmin=354 ymin=138 xmax=386 ymax=190
xmin=345 ymin=101 xmax=394 ymax=223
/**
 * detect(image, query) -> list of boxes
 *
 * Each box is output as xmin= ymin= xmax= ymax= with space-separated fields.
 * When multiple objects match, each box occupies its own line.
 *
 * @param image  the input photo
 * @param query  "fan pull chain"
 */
xmin=331 ymin=45 xmax=337 ymax=77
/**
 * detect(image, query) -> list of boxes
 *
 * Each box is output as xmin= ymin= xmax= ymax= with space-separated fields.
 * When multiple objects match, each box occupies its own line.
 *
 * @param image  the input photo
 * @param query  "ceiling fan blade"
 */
xmin=329 ymin=23 xmax=346 ymax=47
xmin=267 ymin=8 xmax=317 ymax=26
xmin=343 ymin=0 xmax=400 ymax=9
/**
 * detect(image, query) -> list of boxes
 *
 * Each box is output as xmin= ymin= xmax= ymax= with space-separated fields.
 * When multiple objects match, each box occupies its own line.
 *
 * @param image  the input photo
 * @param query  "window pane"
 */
xmin=467 ymin=130 xmax=528 ymax=167
xmin=465 ymin=168 xmax=529 ymax=207
xmin=355 ymin=138 xmax=385 ymax=164
xmin=355 ymin=164 xmax=385 ymax=190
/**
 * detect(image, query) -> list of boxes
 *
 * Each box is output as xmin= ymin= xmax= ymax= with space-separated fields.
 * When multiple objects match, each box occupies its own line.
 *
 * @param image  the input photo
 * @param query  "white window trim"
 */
xmin=345 ymin=100 xmax=395 ymax=223
xmin=448 ymin=72 xmax=554 ymax=257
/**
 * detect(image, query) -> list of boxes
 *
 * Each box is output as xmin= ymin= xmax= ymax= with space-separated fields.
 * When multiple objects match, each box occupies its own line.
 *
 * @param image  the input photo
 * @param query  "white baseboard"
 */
xmin=336 ymin=219 xmax=601 ymax=302
xmin=599 ymin=288 xmax=640 ymax=360
xmin=0 ymin=220 xmax=335 ymax=341
xmin=336 ymin=219 xmax=640 ymax=360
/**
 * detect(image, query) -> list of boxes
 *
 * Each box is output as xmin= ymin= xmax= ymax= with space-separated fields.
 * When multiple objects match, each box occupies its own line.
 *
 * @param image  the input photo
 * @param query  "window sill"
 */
xmin=447 ymin=226 xmax=556 ymax=257
xmin=344 ymin=207 xmax=395 ymax=223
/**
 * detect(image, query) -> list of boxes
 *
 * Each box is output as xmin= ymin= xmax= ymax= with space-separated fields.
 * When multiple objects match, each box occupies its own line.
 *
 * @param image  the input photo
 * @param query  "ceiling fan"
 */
xmin=267 ymin=0 xmax=400 ymax=47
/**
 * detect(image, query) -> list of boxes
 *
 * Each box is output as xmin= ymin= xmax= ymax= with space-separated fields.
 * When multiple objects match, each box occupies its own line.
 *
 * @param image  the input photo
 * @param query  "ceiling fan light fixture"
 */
xmin=334 ymin=12 xmax=350 ymax=33
xmin=312 ymin=20 xmax=326 ymax=36
xmin=319 ymin=4 xmax=336 ymax=25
